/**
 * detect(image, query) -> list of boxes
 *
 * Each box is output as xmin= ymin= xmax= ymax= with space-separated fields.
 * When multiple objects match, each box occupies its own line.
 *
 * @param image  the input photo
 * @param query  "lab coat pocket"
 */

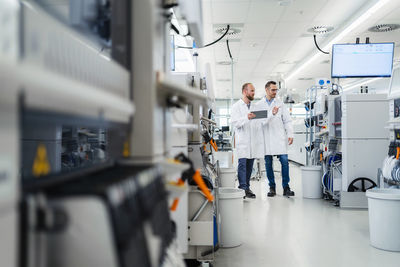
xmin=235 ymin=129 xmax=246 ymax=148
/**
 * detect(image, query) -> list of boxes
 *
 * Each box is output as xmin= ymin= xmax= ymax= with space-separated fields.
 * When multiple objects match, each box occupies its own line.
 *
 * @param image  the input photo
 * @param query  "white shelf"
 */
xmin=18 ymin=63 xmax=134 ymax=123
xmin=171 ymin=124 xmax=199 ymax=131
xmin=157 ymin=78 xmax=209 ymax=106
xmin=200 ymin=116 xmax=217 ymax=125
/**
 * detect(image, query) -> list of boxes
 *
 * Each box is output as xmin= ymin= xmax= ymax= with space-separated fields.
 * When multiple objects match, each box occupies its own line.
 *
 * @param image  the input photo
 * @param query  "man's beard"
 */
xmin=246 ymin=95 xmax=254 ymax=101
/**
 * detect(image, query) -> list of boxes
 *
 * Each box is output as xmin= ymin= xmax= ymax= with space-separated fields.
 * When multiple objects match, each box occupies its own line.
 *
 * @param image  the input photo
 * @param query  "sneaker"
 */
xmin=245 ymin=189 xmax=256 ymax=198
xmin=283 ymin=186 xmax=295 ymax=197
xmin=267 ymin=187 xmax=276 ymax=197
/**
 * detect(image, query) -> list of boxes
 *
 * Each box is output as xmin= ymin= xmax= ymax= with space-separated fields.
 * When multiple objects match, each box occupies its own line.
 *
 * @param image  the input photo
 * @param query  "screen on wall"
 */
xmin=331 ymin=43 xmax=394 ymax=78
xmin=171 ymin=35 xmax=176 ymax=71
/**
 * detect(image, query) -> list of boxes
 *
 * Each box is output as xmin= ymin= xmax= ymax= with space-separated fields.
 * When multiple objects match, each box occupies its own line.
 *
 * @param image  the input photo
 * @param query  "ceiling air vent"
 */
xmin=215 ymin=27 xmax=241 ymax=36
xmin=278 ymin=0 xmax=293 ymax=6
xmin=368 ymin=24 xmax=400 ymax=32
xmin=307 ymin=26 xmax=334 ymax=34
xmin=216 ymin=61 xmax=234 ymax=65
xmin=214 ymin=23 xmax=244 ymax=38
xmin=280 ymin=60 xmax=299 ymax=64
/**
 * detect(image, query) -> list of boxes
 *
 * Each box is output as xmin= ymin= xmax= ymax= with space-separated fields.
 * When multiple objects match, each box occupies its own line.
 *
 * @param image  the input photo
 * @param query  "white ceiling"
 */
xmin=197 ymin=0 xmax=400 ymax=100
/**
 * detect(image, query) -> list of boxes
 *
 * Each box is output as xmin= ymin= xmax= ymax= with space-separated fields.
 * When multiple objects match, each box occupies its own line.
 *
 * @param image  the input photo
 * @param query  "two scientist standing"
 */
xmin=231 ymin=81 xmax=294 ymax=198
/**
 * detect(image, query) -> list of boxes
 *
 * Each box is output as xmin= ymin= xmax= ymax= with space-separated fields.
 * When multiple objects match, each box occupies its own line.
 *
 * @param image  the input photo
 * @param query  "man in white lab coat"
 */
xmin=256 ymin=81 xmax=295 ymax=197
xmin=231 ymin=83 xmax=263 ymax=198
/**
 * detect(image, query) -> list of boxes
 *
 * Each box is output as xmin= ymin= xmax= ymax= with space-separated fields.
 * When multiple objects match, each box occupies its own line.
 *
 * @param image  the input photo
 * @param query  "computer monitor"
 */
xmin=171 ymin=35 xmax=175 ymax=71
xmin=221 ymin=126 xmax=229 ymax=132
xmin=331 ymin=42 xmax=394 ymax=78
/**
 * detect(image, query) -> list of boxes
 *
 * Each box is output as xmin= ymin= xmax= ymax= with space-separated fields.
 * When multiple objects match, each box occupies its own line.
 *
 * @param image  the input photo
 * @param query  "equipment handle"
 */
xmin=193 ymin=169 xmax=214 ymax=202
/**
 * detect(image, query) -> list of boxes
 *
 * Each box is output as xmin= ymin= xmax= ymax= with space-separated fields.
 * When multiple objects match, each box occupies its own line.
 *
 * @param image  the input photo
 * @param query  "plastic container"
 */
xmin=301 ymin=166 xmax=323 ymax=199
xmin=366 ymin=188 xmax=400 ymax=251
xmin=219 ymin=168 xmax=236 ymax=187
xmin=214 ymin=151 xmax=233 ymax=168
xmin=218 ymin=188 xmax=244 ymax=248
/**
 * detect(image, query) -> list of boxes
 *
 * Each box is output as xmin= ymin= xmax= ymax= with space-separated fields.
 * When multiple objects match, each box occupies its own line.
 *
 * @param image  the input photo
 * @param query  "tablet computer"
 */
xmin=251 ymin=110 xmax=268 ymax=119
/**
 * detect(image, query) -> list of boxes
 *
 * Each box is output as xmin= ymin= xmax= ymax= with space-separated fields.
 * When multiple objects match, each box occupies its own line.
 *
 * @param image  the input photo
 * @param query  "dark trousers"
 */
xmin=237 ymin=158 xmax=255 ymax=190
xmin=264 ymin=154 xmax=290 ymax=189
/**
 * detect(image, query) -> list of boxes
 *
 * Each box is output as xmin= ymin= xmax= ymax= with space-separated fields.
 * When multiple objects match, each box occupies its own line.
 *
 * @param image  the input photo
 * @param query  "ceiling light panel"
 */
xmin=240 ymin=38 xmax=268 ymax=50
xmin=271 ymin=21 xmax=310 ymax=38
xmin=211 ymin=2 xmax=250 ymax=24
xmin=238 ymin=50 xmax=264 ymax=61
xmin=264 ymin=37 xmax=296 ymax=51
xmin=247 ymin=1 xmax=286 ymax=23
xmin=312 ymin=0 xmax=369 ymax=27
xmin=242 ymin=23 xmax=276 ymax=38
xmin=279 ymin=0 xmax=326 ymax=22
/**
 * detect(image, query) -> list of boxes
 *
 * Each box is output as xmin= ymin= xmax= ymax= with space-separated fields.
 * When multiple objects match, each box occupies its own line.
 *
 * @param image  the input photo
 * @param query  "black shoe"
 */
xmin=283 ymin=186 xmax=295 ymax=197
xmin=245 ymin=189 xmax=256 ymax=198
xmin=247 ymin=189 xmax=255 ymax=195
xmin=267 ymin=187 xmax=276 ymax=197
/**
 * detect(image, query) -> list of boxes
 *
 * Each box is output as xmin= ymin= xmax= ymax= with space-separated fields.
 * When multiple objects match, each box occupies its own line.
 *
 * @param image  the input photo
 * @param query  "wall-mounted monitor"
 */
xmin=221 ymin=126 xmax=229 ymax=132
xmin=331 ymin=42 xmax=394 ymax=78
xmin=171 ymin=35 xmax=175 ymax=71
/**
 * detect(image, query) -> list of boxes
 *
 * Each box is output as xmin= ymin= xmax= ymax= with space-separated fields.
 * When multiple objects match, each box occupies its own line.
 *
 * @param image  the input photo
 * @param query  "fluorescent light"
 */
xmin=285 ymin=52 xmax=320 ymax=81
xmin=285 ymin=0 xmax=391 ymax=82
xmin=323 ymin=0 xmax=391 ymax=50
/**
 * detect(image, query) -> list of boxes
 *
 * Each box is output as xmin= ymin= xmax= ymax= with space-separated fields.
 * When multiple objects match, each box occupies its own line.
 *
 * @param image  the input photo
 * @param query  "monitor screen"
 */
xmin=331 ymin=43 xmax=394 ymax=78
xmin=221 ymin=126 xmax=229 ymax=132
xmin=171 ymin=35 xmax=175 ymax=71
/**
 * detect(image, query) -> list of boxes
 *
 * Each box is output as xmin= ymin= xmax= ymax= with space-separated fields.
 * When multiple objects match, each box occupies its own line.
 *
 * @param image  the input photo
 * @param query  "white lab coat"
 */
xmin=231 ymin=99 xmax=264 ymax=159
xmin=255 ymin=97 xmax=293 ymax=155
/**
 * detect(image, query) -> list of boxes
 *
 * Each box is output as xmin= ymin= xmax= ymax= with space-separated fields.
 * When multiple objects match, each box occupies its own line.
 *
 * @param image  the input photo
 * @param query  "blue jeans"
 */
xmin=264 ymin=154 xmax=290 ymax=189
xmin=237 ymin=158 xmax=255 ymax=190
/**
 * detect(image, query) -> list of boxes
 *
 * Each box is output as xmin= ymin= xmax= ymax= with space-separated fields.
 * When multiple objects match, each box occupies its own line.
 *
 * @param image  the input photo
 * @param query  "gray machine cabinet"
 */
xmin=340 ymin=93 xmax=389 ymax=208
xmin=47 ymin=197 xmax=119 ymax=267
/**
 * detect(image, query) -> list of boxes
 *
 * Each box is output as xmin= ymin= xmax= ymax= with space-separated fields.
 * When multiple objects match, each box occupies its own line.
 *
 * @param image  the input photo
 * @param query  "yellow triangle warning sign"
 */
xmin=32 ymin=144 xmax=51 ymax=177
xmin=123 ymin=141 xmax=130 ymax=158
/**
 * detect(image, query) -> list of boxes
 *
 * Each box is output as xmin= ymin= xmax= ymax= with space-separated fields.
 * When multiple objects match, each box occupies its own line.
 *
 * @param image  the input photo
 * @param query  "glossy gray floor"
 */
xmin=213 ymin=163 xmax=400 ymax=267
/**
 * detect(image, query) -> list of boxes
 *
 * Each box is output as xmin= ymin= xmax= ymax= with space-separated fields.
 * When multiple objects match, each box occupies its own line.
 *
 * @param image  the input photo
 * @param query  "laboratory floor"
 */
xmin=213 ymin=163 xmax=400 ymax=267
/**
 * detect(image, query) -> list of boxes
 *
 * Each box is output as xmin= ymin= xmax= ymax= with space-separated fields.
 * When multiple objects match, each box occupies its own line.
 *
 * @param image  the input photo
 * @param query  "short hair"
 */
xmin=242 ymin=83 xmax=252 ymax=93
xmin=265 ymin=81 xmax=277 ymax=89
